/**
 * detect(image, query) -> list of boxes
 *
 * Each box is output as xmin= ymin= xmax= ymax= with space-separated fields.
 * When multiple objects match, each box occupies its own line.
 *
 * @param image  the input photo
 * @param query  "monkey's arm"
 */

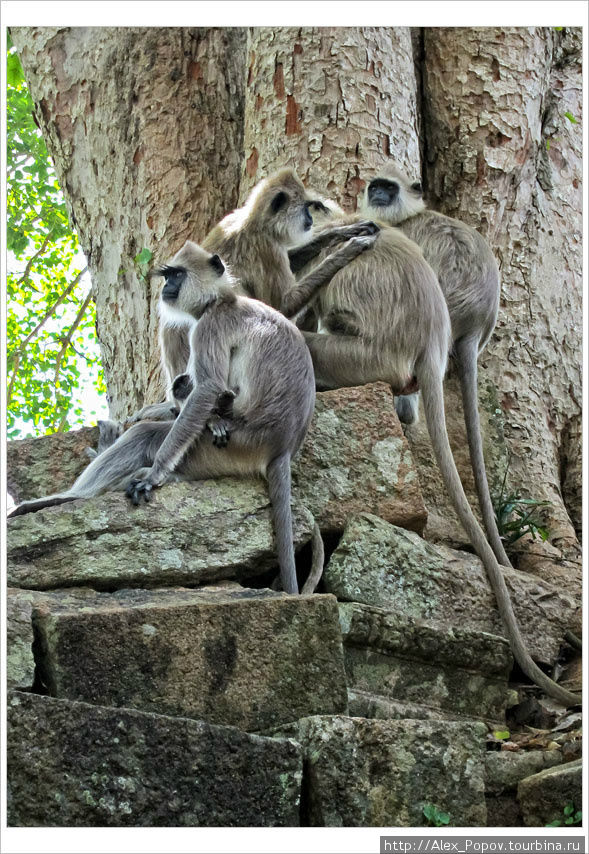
xmin=126 ymin=316 xmax=233 ymax=503
xmin=288 ymin=220 xmax=379 ymax=274
xmin=282 ymin=233 xmax=378 ymax=318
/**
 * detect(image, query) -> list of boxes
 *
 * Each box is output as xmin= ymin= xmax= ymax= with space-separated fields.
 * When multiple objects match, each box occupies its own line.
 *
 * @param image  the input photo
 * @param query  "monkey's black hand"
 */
xmin=207 ymin=416 xmax=232 ymax=448
xmin=352 ymin=220 xmax=380 ymax=236
xmin=126 ymin=477 xmax=155 ymax=506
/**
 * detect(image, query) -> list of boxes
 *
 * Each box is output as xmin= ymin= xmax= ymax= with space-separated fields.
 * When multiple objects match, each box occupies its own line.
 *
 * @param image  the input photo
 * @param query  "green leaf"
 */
xmin=564 ymin=803 xmax=575 ymax=817
xmin=546 ymin=821 xmax=562 ymax=827
xmin=493 ymin=730 xmax=510 ymax=740
xmin=564 ymin=111 xmax=578 ymax=125
xmin=134 ymin=247 xmax=153 ymax=265
xmin=438 ymin=812 xmax=450 ymax=825
xmin=423 ymin=805 xmax=435 ymax=822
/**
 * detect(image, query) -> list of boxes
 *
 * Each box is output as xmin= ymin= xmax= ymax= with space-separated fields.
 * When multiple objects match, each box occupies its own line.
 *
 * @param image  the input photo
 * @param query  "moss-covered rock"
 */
xmin=7 ymin=691 xmax=302 ymax=826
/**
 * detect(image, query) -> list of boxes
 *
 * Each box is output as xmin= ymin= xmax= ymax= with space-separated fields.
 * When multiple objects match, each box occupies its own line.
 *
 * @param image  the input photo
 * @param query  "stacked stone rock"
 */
xmin=6 ymin=384 xmax=581 ymax=827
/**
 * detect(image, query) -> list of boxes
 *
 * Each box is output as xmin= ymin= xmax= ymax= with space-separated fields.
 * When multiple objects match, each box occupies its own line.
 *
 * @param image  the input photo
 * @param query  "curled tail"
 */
xmin=455 ymin=335 xmax=512 ymax=568
xmin=419 ymin=358 xmax=580 ymax=707
xmin=266 ymin=453 xmax=298 ymax=595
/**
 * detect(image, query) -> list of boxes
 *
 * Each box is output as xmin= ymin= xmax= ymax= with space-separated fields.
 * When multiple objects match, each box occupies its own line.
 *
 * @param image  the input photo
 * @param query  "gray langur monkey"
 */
xmin=359 ymin=163 xmax=509 ymax=568
xmin=128 ymin=168 xmax=378 ymax=424
xmin=282 ymin=217 xmax=579 ymax=706
xmin=8 ymin=241 xmax=329 ymax=596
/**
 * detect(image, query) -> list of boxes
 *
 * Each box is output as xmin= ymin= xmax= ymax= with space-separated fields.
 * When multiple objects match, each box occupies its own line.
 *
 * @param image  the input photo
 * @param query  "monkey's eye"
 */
xmin=270 ymin=191 xmax=288 ymax=213
xmin=411 ymin=181 xmax=423 ymax=195
xmin=159 ymin=266 xmax=186 ymax=301
xmin=309 ymin=200 xmax=329 ymax=214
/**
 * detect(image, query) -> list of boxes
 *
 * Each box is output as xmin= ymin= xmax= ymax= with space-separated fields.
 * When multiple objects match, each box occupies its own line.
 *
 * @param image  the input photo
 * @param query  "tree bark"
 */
xmin=412 ymin=27 xmax=582 ymax=576
xmin=11 ymin=27 xmax=247 ymax=420
xmin=241 ymin=27 xmax=420 ymax=204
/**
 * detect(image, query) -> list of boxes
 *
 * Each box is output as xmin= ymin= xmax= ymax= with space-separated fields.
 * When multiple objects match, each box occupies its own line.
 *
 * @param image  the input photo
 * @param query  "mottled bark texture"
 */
xmin=413 ymin=27 xmax=582 ymax=576
xmin=241 ymin=27 xmax=421 ymax=204
xmin=11 ymin=27 xmax=247 ymax=419
xmin=13 ymin=27 xmax=581 ymax=583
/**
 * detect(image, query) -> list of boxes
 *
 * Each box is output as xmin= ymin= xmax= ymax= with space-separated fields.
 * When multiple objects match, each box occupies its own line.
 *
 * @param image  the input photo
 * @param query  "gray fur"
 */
xmin=128 ymin=169 xmax=377 ymax=424
xmin=9 ymin=241 xmax=317 ymax=598
xmin=287 ymin=214 xmax=579 ymax=706
xmin=360 ymin=163 xmax=508 ymax=569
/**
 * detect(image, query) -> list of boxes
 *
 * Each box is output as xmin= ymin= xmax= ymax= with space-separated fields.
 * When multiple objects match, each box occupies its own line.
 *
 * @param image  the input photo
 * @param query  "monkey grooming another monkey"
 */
xmin=359 ymin=163 xmax=509 ymax=569
xmin=282 ymin=220 xmax=579 ymax=706
xmin=9 ymin=242 xmax=322 ymax=596
xmin=128 ymin=168 xmax=378 ymax=424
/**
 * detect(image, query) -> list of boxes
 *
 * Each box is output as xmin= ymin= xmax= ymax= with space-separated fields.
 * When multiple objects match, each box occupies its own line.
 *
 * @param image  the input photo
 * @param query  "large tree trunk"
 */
xmin=13 ymin=26 xmax=582 ymax=587
xmin=11 ymin=27 xmax=248 ymax=420
xmin=241 ymin=27 xmax=420 ymax=203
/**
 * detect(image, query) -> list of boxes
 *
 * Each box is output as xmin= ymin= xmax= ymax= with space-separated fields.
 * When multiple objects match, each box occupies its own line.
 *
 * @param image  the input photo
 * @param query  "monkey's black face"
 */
xmin=368 ymin=179 xmax=399 ymax=208
xmin=303 ymin=202 xmax=314 ymax=231
xmin=158 ymin=266 xmax=186 ymax=302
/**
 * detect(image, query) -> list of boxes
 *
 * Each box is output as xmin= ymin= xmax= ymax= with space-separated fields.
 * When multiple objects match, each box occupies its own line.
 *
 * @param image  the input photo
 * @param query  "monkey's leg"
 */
xmin=302 ymin=332 xmax=390 ymax=389
xmin=9 ymin=421 xmax=172 ymax=517
xmin=455 ymin=335 xmax=512 ymax=568
xmin=395 ymin=392 xmax=420 ymax=425
xmin=125 ymin=401 xmax=180 ymax=425
xmin=125 ymin=383 xmax=226 ymax=503
xmin=288 ymin=220 xmax=379 ymax=274
xmin=266 ymin=453 xmax=299 ymax=595
xmin=282 ymin=234 xmax=378 ymax=317
xmin=85 ymin=419 xmax=125 ymax=460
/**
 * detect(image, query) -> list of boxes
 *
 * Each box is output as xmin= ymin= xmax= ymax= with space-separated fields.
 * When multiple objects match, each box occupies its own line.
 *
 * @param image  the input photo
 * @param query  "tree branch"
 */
xmin=6 ymin=266 xmax=89 ymax=407
xmin=53 ymin=290 xmax=93 ymax=389
xmin=15 ymin=232 xmax=52 ymax=288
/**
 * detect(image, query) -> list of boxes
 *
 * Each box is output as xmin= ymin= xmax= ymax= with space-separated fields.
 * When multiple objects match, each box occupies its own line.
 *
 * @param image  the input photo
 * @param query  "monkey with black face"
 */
xmin=9 ymin=242 xmax=320 ymax=596
xmin=282 ymin=214 xmax=579 ymax=706
xmin=359 ymin=163 xmax=508 ymax=569
xmin=128 ymin=168 xmax=377 ymax=424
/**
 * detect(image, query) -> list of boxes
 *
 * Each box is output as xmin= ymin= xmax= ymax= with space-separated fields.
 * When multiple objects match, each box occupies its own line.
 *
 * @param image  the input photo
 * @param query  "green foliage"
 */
xmin=134 ymin=247 xmax=154 ymax=282
xmin=6 ymin=38 xmax=106 ymax=439
xmin=423 ymin=804 xmax=451 ymax=827
xmin=564 ymin=111 xmax=578 ymax=125
xmin=546 ymin=802 xmax=582 ymax=827
xmin=492 ymin=730 xmax=510 ymax=741
xmin=493 ymin=462 xmax=550 ymax=548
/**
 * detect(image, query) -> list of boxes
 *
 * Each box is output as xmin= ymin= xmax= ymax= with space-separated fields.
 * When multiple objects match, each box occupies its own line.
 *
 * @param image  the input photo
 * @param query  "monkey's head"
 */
xmin=245 ymin=168 xmax=315 ymax=247
xmin=155 ymin=241 xmax=234 ymax=321
xmin=360 ymin=164 xmax=425 ymax=225
xmin=305 ymin=195 xmax=345 ymax=230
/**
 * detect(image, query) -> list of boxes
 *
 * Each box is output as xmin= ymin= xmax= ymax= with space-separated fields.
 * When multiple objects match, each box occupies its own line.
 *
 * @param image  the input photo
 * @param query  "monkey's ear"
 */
xmin=411 ymin=181 xmax=423 ymax=195
xmin=209 ymin=254 xmax=225 ymax=276
xmin=270 ymin=191 xmax=288 ymax=213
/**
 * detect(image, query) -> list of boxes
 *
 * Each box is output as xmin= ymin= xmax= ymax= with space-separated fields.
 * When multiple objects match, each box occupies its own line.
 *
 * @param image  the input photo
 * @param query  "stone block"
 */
xmin=292 ymin=383 xmax=427 ymax=533
xmin=7 ymin=691 xmax=302 ymax=826
xmin=34 ymin=585 xmax=348 ymax=731
xmin=325 ymin=514 xmax=578 ymax=664
xmin=518 ymin=759 xmax=583 ymax=827
xmin=7 ymin=426 xmax=98 ymax=504
xmin=7 ymin=479 xmax=313 ymax=590
xmin=339 ymin=601 xmax=514 ymax=723
xmin=279 ymin=715 xmax=487 ymax=827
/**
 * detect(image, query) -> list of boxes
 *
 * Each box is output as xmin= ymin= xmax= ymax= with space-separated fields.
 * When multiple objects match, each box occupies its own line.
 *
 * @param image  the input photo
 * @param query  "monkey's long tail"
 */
xmin=301 ymin=523 xmax=325 ymax=594
xmin=266 ymin=453 xmax=299 ymax=595
xmin=8 ymin=494 xmax=76 ymax=517
xmin=455 ymin=335 xmax=512 ymax=568
xmin=419 ymin=360 xmax=581 ymax=707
